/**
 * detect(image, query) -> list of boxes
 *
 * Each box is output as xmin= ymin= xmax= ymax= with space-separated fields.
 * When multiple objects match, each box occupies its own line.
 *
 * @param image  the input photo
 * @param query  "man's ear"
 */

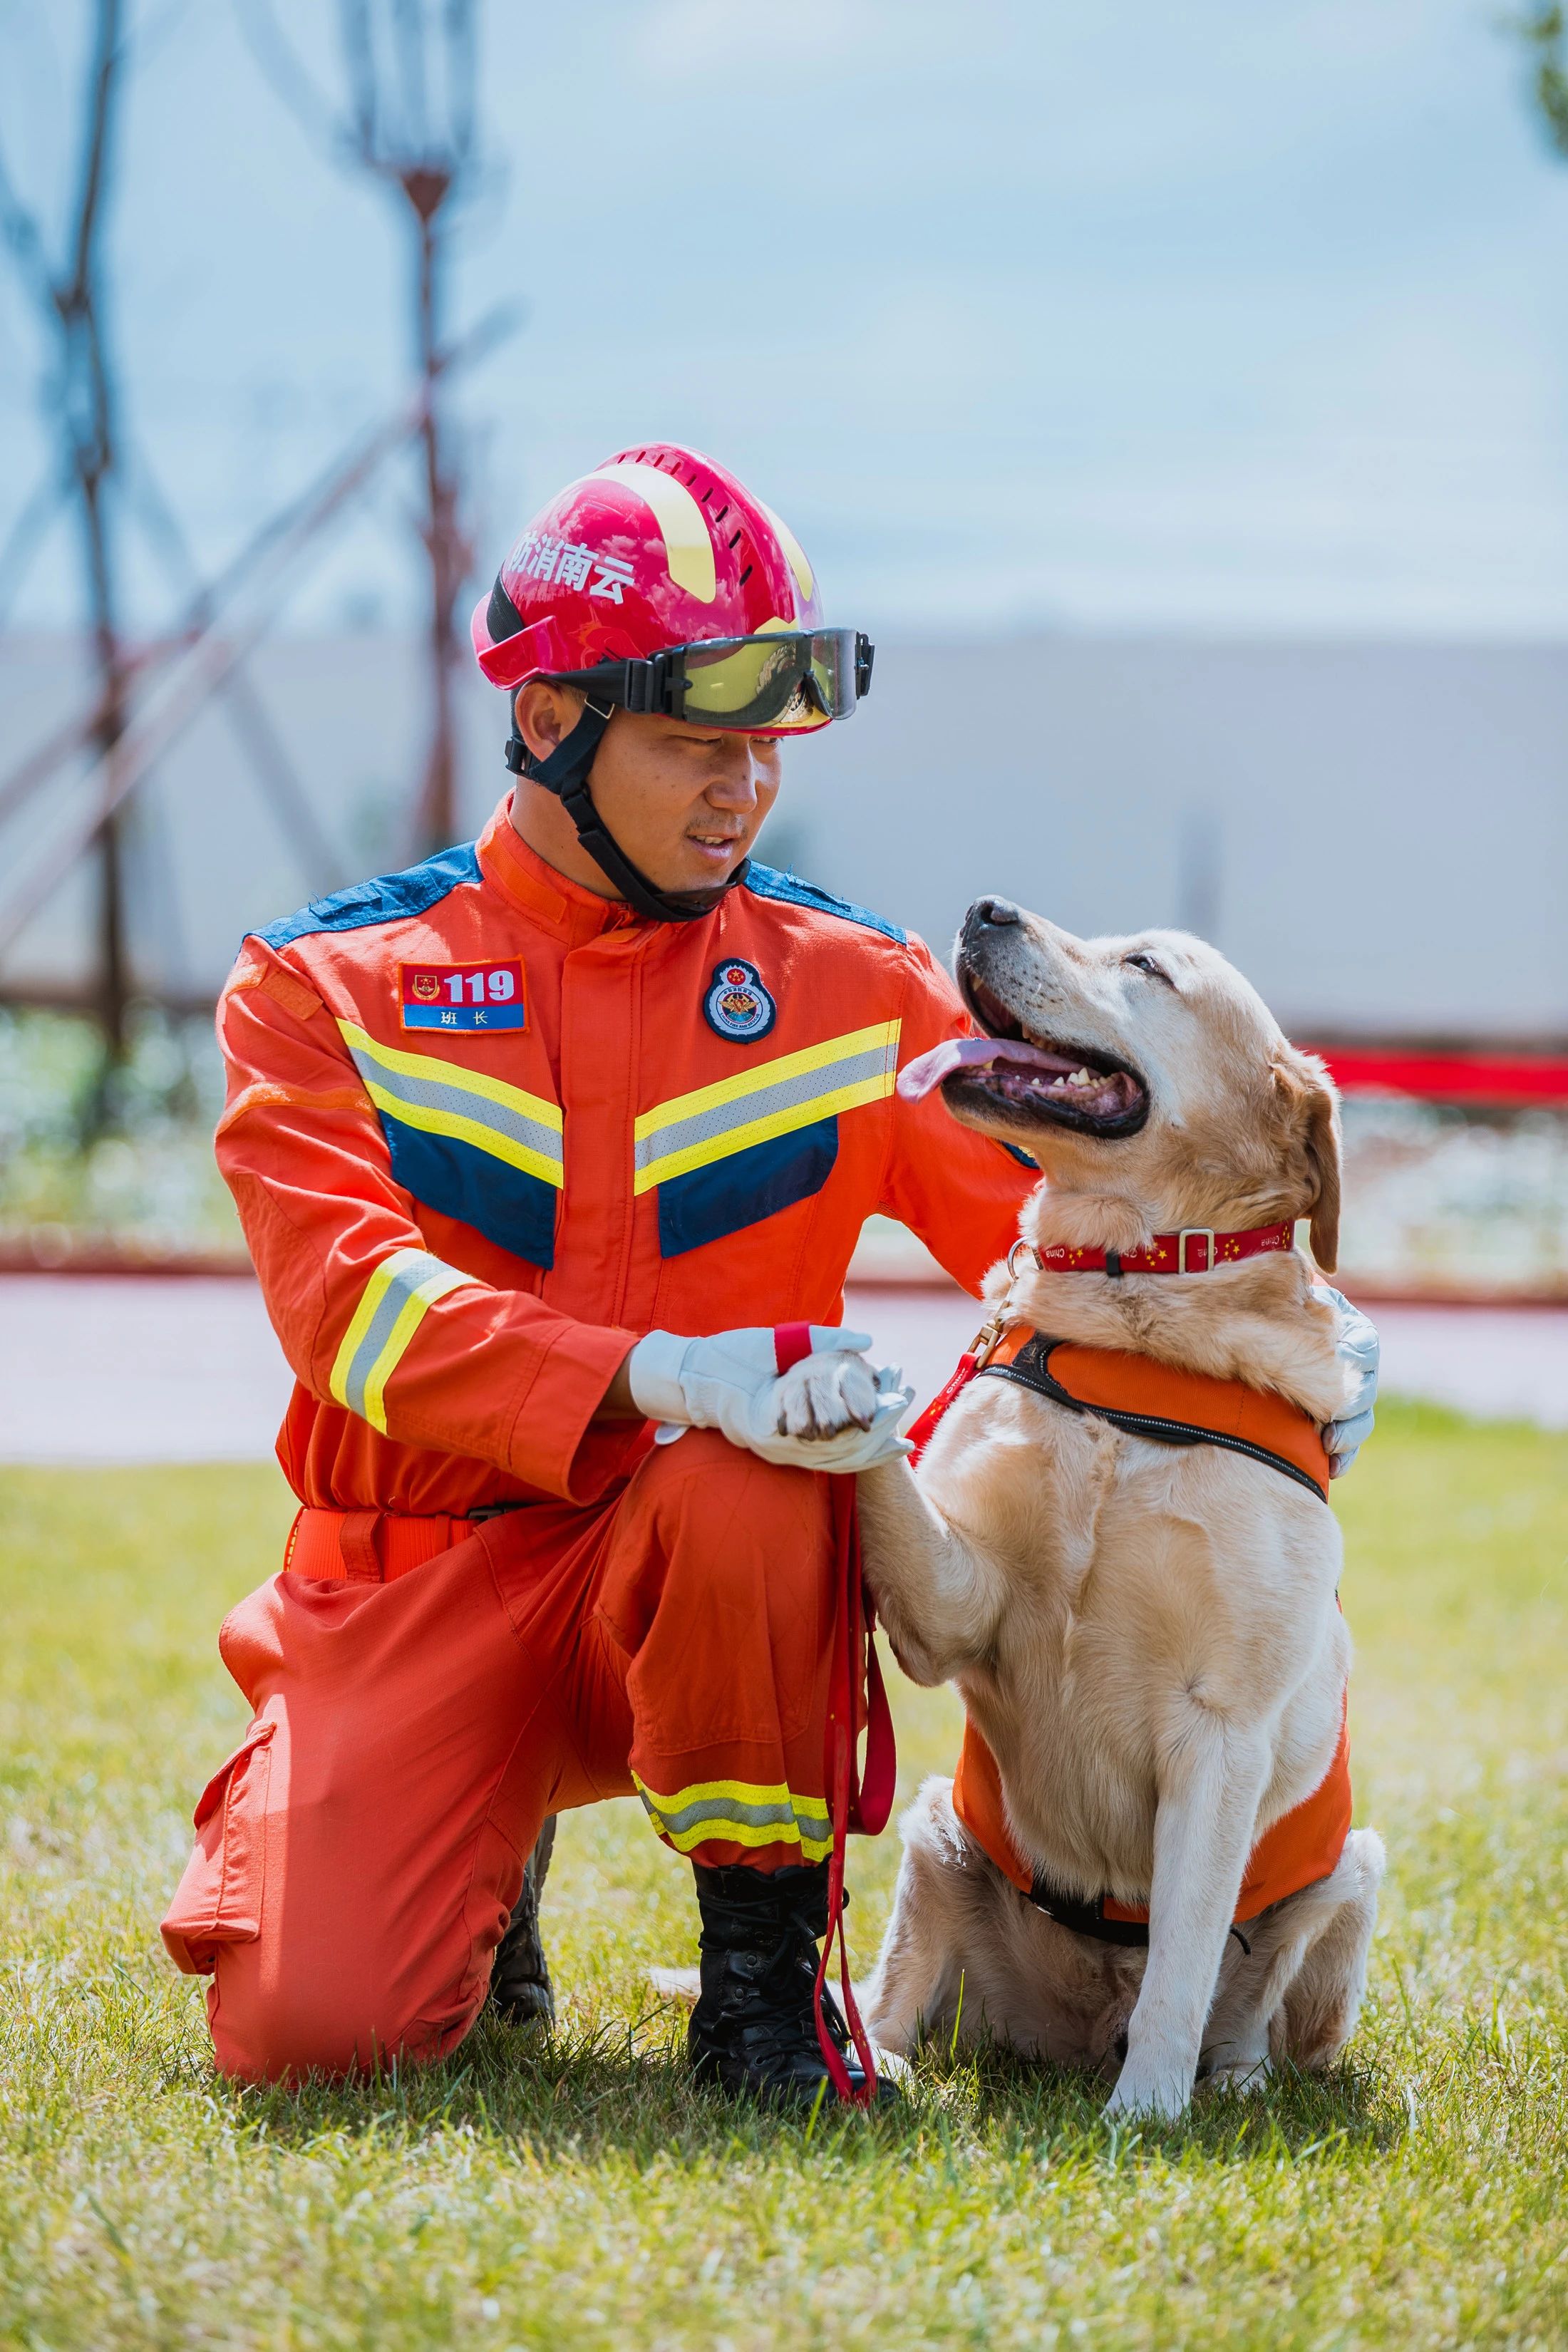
xmin=514 ymin=679 xmax=584 ymax=764
xmin=1272 ymin=1051 xmax=1342 ymax=1273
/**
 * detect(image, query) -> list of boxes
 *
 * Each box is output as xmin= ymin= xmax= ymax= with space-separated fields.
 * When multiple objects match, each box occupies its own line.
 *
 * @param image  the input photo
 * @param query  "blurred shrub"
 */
xmin=1340 ymin=1098 xmax=1568 ymax=1296
xmin=0 ymin=1008 xmax=241 ymax=1260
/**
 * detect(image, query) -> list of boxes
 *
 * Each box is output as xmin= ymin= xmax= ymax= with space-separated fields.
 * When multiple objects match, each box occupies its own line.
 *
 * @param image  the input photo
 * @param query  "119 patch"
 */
xmin=703 ymin=958 xmax=776 ymax=1042
xmin=400 ymin=959 xmax=525 ymax=1032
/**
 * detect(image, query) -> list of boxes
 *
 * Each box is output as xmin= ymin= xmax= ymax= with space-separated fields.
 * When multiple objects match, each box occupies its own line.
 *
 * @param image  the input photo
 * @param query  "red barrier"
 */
xmin=1303 ymin=1048 xmax=1568 ymax=1107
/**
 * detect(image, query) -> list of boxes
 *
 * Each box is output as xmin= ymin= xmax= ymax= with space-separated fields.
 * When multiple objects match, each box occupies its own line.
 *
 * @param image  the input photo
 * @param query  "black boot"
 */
xmin=490 ymin=1815 xmax=557 ymax=2028
xmin=687 ymin=1862 xmax=895 ymax=2107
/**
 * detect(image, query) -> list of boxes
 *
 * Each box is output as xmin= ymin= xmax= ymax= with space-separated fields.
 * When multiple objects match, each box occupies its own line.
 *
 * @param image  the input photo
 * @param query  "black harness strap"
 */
xmin=1023 ymin=1874 xmax=1252 ymax=1956
xmin=1026 ymin=1879 xmax=1150 ymax=1946
xmin=982 ymin=1334 xmax=1329 ymax=1505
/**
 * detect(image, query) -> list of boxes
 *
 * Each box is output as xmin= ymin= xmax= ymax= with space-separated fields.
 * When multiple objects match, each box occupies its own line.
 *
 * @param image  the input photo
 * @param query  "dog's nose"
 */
xmin=971 ymin=896 xmax=1021 ymax=928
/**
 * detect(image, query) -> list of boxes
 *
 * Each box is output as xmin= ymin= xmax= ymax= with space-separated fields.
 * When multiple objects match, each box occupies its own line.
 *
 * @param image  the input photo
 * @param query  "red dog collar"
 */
xmin=1013 ymin=1219 xmax=1295 ymax=1278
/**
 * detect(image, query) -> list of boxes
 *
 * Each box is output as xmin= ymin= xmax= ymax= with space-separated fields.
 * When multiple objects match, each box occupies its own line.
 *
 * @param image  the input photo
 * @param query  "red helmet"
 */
xmin=471 ymin=442 xmax=872 ymax=736
xmin=470 ymin=443 xmax=872 ymax=923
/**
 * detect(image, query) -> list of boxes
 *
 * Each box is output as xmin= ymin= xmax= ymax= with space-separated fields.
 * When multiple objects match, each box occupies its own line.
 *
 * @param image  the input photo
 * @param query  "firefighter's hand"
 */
xmin=1314 ymin=1285 xmax=1379 ymax=1477
xmin=626 ymin=1327 xmax=914 ymax=1472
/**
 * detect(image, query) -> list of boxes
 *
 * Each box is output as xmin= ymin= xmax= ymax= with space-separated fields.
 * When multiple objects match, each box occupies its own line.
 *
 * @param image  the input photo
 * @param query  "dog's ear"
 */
xmin=1304 ymin=1078 xmax=1342 ymax=1274
xmin=1272 ymin=1050 xmax=1342 ymax=1274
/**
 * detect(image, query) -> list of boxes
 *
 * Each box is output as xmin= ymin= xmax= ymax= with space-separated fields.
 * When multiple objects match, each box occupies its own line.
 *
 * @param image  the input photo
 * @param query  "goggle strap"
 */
xmin=510 ymin=697 xmax=614 ymax=794
xmin=558 ymin=658 xmax=671 ymax=716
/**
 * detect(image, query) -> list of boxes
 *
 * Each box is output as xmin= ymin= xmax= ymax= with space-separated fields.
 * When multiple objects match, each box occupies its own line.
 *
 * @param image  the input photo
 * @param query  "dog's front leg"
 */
xmin=855 ymin=1459 xmax=1005 ymax=1684
xmin=1105 ymin=1725 xmax=1272 ymax=2122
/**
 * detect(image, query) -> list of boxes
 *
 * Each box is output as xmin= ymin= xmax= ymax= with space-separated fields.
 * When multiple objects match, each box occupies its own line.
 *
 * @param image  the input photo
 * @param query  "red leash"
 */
xmin=904 ymin=1346 xmax=987 ymax=1465
xmin=773 ymin=1324 xmax=896 ymax=2105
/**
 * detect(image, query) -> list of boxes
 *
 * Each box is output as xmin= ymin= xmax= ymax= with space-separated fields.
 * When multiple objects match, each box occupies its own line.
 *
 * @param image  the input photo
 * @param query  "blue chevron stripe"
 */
xmin=657 ymin=1118 xmax=838 ymax=1258
xmin=380 ymin=1113 xmax=558 ymax=1269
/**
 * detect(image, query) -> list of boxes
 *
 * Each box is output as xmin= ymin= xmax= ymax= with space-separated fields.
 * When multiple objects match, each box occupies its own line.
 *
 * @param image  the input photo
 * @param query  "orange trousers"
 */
xmin=161 ymin=1432 xmax=837 ymax=2082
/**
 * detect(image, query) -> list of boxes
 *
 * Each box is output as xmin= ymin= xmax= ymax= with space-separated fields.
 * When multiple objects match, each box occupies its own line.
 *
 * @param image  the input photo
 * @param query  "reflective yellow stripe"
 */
xmin=339 ymin=1023 xmax=563 ymax=1128
xmin=593 ymin=460 xmax=718 ymax=602
xmin=632 ymin=1020 xmax=900 ymax=1195
xmin=357 ymin=1078 xmax=565 ymax=1188
xmin=329 ymin=1247 xmax=473 ymax=1433
xmin=634 ymin=1022 xmax=897 ymax=1136
xmin=338 ymin=1020 xmax=564 ymax=1189
xmin=633 ymin=1772 xmax=833 ymax=1861
xmin=635 ymin=1072 xmax=895 ymax=1193
xmin=758 ymin=498 xmax=814 ymax=602
xmin=654 ymin=1817 xmax=835 ymax=1861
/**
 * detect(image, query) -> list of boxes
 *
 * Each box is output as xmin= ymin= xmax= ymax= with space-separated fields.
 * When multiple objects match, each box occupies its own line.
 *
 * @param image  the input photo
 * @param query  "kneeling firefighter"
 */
xmin=158 ymin=442 xmax=1041 ymax=2103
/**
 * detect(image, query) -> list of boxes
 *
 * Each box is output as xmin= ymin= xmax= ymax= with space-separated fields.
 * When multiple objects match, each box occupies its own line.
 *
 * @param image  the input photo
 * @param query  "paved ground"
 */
xmin=1 ymin=1275 xmax=1565 ymax=1465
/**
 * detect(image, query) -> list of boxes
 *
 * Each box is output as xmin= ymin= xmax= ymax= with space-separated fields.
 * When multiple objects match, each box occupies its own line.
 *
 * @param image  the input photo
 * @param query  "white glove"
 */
xmin=1315 ymin=1285 xmax=1379 ymax=1479
xmin=626 ymin=1326 xmax=914 ymax=1472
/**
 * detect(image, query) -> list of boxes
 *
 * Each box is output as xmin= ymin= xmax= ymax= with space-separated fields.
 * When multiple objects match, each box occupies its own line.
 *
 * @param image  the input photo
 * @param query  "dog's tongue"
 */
xmin=897 ymin=1035 xmax=1066 ymax=1103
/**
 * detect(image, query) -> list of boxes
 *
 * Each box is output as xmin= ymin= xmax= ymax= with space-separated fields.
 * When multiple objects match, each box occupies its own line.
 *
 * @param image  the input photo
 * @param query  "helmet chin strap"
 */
xmin=505 ymin=702 xmax=750 ymax=926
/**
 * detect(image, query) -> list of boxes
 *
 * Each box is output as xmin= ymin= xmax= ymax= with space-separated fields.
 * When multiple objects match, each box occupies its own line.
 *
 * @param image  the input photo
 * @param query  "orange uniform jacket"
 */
xmin=218 ymin=796 xmax=1035 ymax=1510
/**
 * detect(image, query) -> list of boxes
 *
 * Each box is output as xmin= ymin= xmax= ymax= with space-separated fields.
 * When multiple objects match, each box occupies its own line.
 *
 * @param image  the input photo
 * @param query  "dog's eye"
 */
xmin=1123 ymin=951 xmax=1172 ymax=984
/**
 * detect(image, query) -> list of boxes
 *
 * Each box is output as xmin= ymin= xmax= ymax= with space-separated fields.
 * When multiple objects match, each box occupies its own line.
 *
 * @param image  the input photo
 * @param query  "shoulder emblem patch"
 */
xmin=703 ymin=958 xmax=776 ymax=1043
xmin=400 ymin=959 xmax=525 ymax=1033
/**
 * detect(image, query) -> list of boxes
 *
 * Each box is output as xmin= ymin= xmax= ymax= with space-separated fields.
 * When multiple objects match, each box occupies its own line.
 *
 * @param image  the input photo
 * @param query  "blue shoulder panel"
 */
xmin=743 ymin=862 xmax=906 ymax=943
xmin=250 ymin=841 xmax=483 ymax=952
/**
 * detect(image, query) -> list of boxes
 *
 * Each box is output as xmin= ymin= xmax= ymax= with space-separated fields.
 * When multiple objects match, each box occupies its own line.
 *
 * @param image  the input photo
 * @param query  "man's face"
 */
xmin=513 ymin=681 xmax=781 ymax=904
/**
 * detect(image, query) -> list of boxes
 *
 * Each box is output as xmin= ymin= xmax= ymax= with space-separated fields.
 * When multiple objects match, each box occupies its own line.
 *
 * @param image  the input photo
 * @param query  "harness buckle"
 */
xmin=1177 ymin=1227 xmax=1216 ymax=1273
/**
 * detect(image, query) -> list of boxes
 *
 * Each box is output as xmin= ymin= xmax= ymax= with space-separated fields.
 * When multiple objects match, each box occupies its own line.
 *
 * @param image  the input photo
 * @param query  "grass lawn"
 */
xmin=1 ymin=1400 xmax=1566 ymax=2349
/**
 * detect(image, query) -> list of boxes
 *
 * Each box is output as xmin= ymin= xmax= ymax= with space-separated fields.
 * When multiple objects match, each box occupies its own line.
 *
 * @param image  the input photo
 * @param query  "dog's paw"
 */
xmin=1204 ymin=2053 xmax=1273 ymax=2096
xmin=775 ymin=1351 xmax=880 ymax=1440
xmin=1103 ymin=2061 xmax=1194 ymax=2123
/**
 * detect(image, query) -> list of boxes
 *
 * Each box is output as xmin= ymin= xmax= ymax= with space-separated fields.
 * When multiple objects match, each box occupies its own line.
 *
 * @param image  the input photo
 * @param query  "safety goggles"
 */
xmin=565 ymin=629 xmax=874 ymax=734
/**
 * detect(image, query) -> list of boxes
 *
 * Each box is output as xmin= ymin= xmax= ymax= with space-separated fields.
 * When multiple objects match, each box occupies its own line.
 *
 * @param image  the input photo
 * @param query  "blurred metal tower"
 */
xmin=0 ymin=0 xmax=135 ymax=1105
xmin=240 ymin=0 xmax=488 ymax=857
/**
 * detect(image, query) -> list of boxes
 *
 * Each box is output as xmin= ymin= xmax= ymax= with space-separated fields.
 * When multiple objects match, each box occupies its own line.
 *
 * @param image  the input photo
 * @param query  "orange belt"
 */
xmin=282 ymin=1505 xmax=501 ymax=1584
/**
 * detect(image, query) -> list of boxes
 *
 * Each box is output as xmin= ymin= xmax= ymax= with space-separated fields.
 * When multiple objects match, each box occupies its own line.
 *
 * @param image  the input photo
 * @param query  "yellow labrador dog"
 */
xmin=843 ymin=897 xmax=1384 ymax=2120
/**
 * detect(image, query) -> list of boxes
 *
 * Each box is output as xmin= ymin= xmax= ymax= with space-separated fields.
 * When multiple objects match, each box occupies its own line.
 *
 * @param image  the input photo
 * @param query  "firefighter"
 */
xmin=161 ymin=442 xmax=1378 ymax=2103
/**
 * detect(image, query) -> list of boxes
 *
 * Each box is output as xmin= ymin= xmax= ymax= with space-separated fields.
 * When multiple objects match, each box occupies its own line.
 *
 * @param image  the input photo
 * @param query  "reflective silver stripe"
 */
xmin=639 ymin=1789 xmax=832 ymax=1840
xmin=631 ymin=1773 xmax=833 ymax=1857
xmin=338 ymin=1021 xmax=563 ymax=1187
xmin=632 ymin=1019 xmax=901 ymax=1195
xmin=634 ymin=1040 xmax=895 ymax=1180
xmin=329 ymin=1247 xmax=472 ymax=1433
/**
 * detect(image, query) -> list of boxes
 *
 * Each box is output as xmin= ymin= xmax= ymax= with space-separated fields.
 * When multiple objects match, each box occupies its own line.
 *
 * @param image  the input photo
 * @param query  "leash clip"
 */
xmin=967 ymin=1306 xmax=1010 ymax=1371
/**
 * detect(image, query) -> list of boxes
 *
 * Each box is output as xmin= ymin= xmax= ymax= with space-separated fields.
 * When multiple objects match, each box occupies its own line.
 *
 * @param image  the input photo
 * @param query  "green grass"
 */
xmin=1 ymin=1400 xmax=1566 ymax=2348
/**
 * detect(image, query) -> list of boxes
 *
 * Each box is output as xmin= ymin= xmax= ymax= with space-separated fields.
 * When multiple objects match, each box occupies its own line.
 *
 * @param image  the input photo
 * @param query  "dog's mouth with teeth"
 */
xmin=898 ymin=968 xmax=1151 ymax=1138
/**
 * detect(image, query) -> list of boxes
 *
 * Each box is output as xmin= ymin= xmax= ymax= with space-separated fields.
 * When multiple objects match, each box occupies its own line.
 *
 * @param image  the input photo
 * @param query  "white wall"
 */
xmin=2 ymin=632 xmax=1564 ymax=1038
xmin=785 ymin=637 xmax=1568 ymax=1039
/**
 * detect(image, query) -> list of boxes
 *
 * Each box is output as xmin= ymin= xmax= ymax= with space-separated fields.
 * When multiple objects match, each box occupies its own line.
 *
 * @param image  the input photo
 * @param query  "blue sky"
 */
xmin=3 ymin=0 xmax=1567 ymax=638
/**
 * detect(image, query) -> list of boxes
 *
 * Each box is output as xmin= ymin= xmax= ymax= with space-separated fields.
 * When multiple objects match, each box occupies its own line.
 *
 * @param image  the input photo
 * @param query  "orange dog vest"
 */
xmin=932 ymin=1326 xmax=1353 ymax=1935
